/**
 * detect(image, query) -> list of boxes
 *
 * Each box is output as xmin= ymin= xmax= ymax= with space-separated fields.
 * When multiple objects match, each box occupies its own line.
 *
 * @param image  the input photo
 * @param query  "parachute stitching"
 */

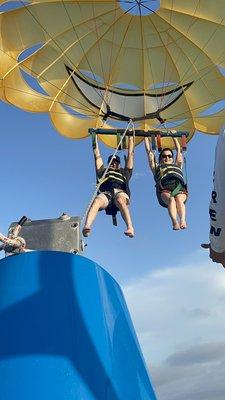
xmin=60 ymin=1 xmax=137 ymax=123
xmin=11 ymin=0 xmax=119 ymax=109
xmin=0 ymin=52 xmax=97 ymax=116
xmin=80 ymin=119 xmax=135 ymax=227
xmin=144 ymin=13 xmax=177 ymax=115
xmin=159 ymin=0 xmax=175 ymax=110
xmin=145 ymin=12 xmax=187 ymax=114
xmin=0 ymin=6 xmax=104 ymax=115
xmin=1 ymin=3 xmax=134 ymax=117
xmin=104 ymin=3 xmax=117 ymax=111
xmin=148 ymin=1 xmax=224 ymax=121
xmin=97 ymin=13 xmax=135 ymax=124
xmin=37 ymin=23 xmax=105 ymax=80
xmin=0 ymin=82 xmax=97 ymax=116
xmin=60 ymin=0 xmax=107 ymax=105
xmin=159 ymin=0 xmax=199 ymax=105
xmin=138 ymin=3 xmax=147 ymax=128
xmin=156 ymin=7 xmax=225 ymax=107
xmin=91 ymin=1 xmax=107 ymax=86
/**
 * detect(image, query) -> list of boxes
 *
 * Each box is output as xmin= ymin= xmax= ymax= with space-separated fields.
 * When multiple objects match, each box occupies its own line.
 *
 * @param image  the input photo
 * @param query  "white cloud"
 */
xmin=132 ymin=171 xmax=146 ymax=180
xmin=122 ymin=252 xmax=225 ymax=399
xmin=151 ymin=355 xmax=225 ymax=400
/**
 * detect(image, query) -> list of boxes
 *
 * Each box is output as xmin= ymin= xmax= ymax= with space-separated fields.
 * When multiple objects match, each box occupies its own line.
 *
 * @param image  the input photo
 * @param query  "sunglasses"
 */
xmin=162 ymin=154 xmax=173 ymax=159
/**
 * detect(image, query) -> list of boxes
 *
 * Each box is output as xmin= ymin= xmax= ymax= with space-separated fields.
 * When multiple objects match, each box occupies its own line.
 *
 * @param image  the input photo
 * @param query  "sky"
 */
xmin=0 ymin=99 xmax=225 ymax=399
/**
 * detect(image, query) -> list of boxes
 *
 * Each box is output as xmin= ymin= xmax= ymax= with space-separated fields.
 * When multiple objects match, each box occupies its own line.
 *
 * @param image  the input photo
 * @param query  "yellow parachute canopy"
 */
xmin=1 ymin=0 xmax=225 ymax=148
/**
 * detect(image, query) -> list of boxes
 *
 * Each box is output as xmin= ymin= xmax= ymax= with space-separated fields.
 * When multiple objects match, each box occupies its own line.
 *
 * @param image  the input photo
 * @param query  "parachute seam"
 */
xmin=1 ymin=11 xmax=106 ymax=115
xmin=157 ymin=0 xmax=199 ymax=104
xmin=160 ymin=28 xmax=224 ymax=124
xmin=1 ymin=3 xmax=134 ymax=117
xmin=138 ymin=3 xmax=147 ymax=130
xmin=151 ymin=1 xmax=225 ymax=119
xmin=0 ymin=60 xmax=97 ymax=117
xmin=145 ymin=11 xmax=192 ymax=114
xmin=147 ymin=4 xmax=225 ymax=129
xmin=0 ymin=81 xmax=97 ymax=117
xmin=96 ymin=13 xmax=135 ymax=126
xmin=157 ymin=7 xmax=225 ymax=92
xmin=59 ymin=0 xmax=107 ymax=105
xmin=11 ymin=0 xmax=120 ymax=108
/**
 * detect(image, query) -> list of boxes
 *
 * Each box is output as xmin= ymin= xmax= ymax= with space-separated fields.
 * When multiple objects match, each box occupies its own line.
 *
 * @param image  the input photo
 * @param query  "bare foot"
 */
xmin=124 ymin=227 xmax=134 ymax=238
xmin=173 ymin=222 xmax=180 ymax=230
xmin=180 ymin=221 xmax=187 ymax=229
xmin=82 ymin=227 xmax=91 ymax=237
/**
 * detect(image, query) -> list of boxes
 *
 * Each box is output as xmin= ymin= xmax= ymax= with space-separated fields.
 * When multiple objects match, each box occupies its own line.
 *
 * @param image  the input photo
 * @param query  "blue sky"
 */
xmin=1 ymin=99 xmax=225 ymax=399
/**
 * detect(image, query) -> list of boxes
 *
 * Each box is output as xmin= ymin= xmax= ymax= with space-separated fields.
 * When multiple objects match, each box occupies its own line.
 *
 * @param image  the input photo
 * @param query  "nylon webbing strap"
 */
xmin=91 ymin=131 xmax=97 ymax=149
xmin=156 ymin=134 xmax=162 ymax=152
xmin=112 ymin=214 xmax=117 ymax=226
xmin=116 ymin=131 xmax=127 ymax=150
xmin=122 ymin=135 xmax=127 ymax=149
xmin=151 ymin=134 xmax=157 ymax=152
xmin=181 ymin=134 xmax=187 ymax=152
xmin=183 ymin=155 xmax=188 ymax=186
xmin=116 ymin=131 xmax=121 ymax=149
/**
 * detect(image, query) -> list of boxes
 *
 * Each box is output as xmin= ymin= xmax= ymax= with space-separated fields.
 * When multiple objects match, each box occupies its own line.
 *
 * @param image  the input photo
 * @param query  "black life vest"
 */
xmin=98 ymin=168 xmax=130 ymax=196
xmin=155 ymin=163 xmax=185 ymax=189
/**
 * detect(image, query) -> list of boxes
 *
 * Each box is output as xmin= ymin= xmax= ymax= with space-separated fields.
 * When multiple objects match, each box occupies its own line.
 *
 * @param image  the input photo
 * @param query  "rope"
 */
xmin=80 ymin=119 xmax=135 ymax=227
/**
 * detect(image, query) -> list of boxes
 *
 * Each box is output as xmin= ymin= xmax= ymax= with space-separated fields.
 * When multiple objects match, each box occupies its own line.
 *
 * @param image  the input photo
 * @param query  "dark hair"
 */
xmin=107 ymin=154 xmax=121 ymax=164
xmin=159 ymin=148 xmax=174 ymax=162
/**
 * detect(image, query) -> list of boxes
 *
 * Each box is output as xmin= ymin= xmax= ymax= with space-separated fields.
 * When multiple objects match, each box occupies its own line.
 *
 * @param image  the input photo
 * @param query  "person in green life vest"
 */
xmin=145 ymin=137 xmax=188 ymax=230
xmin=82 ymin=135 xmax=134 ymax=238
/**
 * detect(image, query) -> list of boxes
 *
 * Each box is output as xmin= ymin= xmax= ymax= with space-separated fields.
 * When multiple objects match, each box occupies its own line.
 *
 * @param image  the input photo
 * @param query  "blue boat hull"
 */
xmin=0 ymin=251 xmax=157 ymax=399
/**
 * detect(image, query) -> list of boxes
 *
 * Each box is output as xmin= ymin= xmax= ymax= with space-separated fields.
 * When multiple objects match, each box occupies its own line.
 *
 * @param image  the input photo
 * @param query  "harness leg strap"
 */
xmin=112 ymin=214 xmax=117 ymax=226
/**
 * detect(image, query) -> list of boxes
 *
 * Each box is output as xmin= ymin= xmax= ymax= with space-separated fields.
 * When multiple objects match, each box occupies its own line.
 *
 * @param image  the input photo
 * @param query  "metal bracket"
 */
xmin=8 ymin=214 xmax=84 ymax=254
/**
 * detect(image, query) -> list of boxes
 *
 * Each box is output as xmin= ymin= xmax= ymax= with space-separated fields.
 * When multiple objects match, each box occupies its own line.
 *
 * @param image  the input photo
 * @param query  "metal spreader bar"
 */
xmin=89 ymin=128 xmax=189 ymax=138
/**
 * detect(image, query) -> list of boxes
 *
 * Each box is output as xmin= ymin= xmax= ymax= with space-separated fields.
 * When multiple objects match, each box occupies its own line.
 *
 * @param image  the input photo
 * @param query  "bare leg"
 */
xmin=82 ymin=196 xmax=108 ymax=237
xmin=115 ymin=195 xmax=134 ymax=237
xmin=175 ymin=194 xmax=187 ymax=229
xmin=161 ymin=192 xmax=179 ymax=230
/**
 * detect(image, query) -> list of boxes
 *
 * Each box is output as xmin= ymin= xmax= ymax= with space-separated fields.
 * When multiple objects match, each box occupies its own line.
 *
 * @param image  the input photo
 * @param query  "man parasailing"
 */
xmin=82 ymin=135 xmax=134 ymax=238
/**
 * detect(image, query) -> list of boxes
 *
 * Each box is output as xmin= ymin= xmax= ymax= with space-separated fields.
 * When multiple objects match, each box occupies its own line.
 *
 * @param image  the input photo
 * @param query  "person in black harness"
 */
xmin=82 ymin=135 xmax=134 ymax=238
xmin=145 ymin=137 xmax=188 ymax=230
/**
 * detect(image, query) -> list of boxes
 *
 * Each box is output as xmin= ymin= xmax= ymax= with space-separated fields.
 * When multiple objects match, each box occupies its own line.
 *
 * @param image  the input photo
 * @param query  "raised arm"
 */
xmin=144 ymin=137 xmax=156 ymax=173
xmin=126 ymin=136 xmax=134 ymax=170
xmin=173 ymin=137 xmax=183 ymax=168
xmin=93 ymin=135 xmax=104 ymax=171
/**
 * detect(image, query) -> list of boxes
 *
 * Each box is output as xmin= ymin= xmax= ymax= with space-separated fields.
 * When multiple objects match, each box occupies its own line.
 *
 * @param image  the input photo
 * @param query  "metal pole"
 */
xmin=88 ymin=128 xmax=189 ymax=138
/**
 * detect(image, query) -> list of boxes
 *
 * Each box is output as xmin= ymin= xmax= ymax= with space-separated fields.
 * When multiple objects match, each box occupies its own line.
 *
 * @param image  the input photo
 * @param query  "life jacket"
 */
xmin=155 ymin=163 xmax=185 ymax=189
xmin=98 ymin=168 xmax=130 ymax=196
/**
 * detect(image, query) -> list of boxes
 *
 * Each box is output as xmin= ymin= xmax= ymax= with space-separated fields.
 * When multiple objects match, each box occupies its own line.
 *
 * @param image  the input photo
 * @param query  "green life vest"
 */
xmin=155 ymin=164 xmax=184 ymax=189
xmin=98 ymin=168 xmax=129 ymax=195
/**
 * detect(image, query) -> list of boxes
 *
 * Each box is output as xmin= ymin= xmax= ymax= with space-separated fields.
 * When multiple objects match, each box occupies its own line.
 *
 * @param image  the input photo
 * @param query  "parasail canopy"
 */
xmin=1 ymin=0 xmax=225 ymax=148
